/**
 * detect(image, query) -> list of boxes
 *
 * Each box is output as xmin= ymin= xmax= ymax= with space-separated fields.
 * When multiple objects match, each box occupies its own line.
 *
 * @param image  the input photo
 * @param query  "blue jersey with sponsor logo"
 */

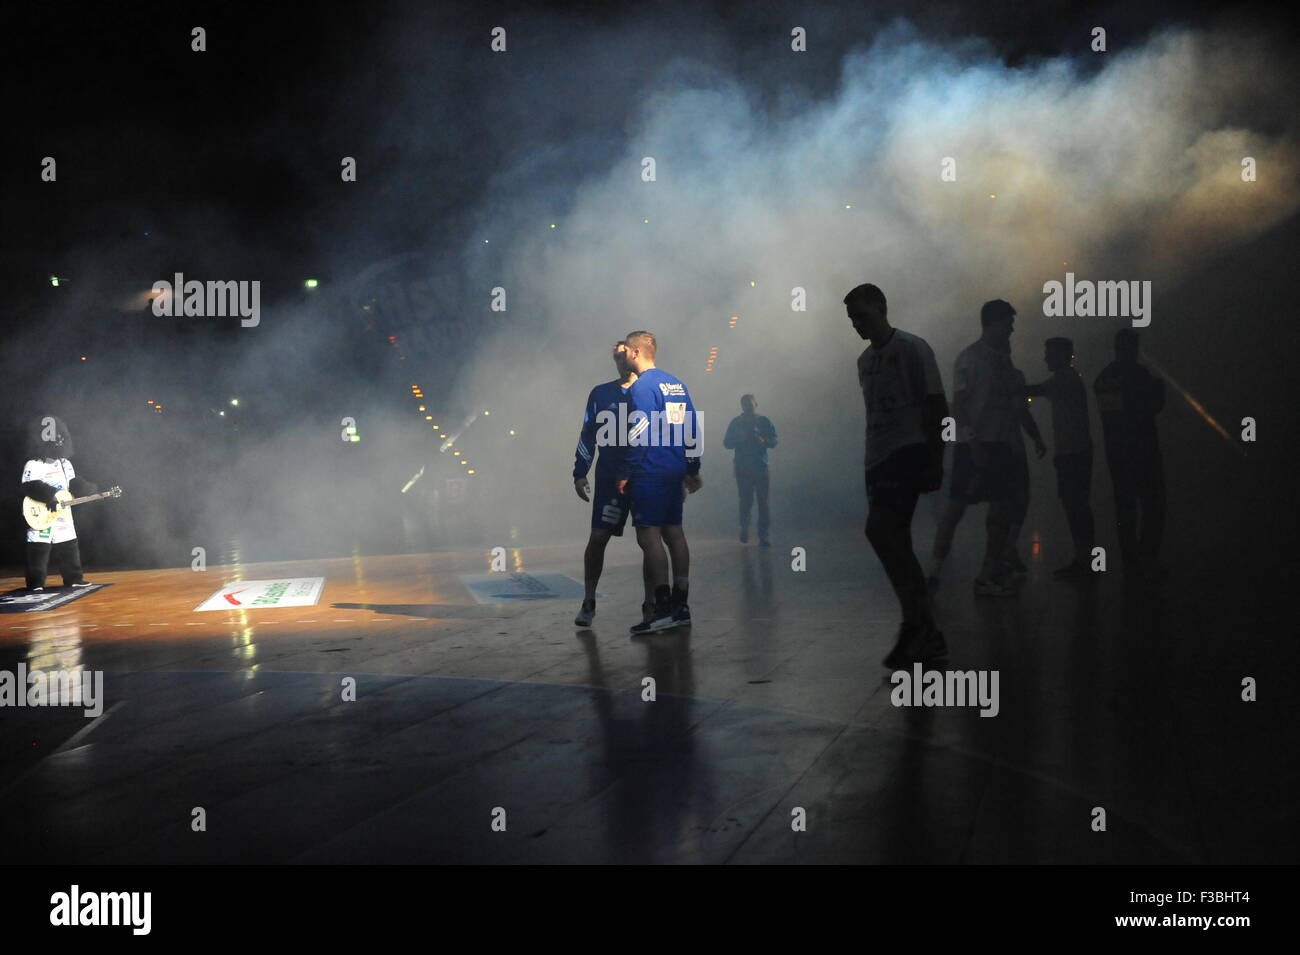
xmin=619 ymin=368 xmax=702 ymax=480
xmin=573 ymin=380 xmax=631 ymax=479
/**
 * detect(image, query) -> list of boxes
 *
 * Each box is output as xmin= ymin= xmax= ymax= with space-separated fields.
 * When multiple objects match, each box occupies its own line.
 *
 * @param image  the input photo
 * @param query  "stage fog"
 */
xmin=3 ymin=11 xmax=1296 ymax=570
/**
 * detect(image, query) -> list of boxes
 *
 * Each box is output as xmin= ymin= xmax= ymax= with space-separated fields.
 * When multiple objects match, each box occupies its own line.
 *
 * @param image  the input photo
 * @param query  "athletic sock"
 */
xmin=654 ymin=584 xmax=673 ymax=613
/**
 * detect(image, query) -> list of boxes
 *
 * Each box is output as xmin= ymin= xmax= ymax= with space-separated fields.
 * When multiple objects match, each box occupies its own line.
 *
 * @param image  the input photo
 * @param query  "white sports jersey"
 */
xmin=953 ymin=340 xmax=1021 ymax=444
xmin=22 ymin=458 xmax=77 ymax=544
xmin=857 ymin=328 xmax=945 ymax=471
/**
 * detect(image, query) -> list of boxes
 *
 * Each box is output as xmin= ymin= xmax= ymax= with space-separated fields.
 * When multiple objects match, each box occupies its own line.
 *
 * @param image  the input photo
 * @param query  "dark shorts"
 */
xmin=590 ymin=472 xmax=631 ymax=536
xmin=628 ymin=475 xmax=685 ymax=528
xmin=1053 ymin=450 xmax=1093 ymax=500
xmin=950 ymin=441 xmax=1014 ymax=503
xmin=866 ymin=443 xmax=929 ymax=523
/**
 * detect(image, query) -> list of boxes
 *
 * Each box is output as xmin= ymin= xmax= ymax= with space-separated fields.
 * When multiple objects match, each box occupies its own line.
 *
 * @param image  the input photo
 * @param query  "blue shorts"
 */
xmin=590 ymin=473 xmax=631 ymax=535
xmin=628 ymin=475 xmax=685 ymax=528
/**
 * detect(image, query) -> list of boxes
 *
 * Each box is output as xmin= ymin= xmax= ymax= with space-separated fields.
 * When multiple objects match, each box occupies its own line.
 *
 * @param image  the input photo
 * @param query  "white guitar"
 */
xmin=23 ymin=486 xmax=122 ymax=531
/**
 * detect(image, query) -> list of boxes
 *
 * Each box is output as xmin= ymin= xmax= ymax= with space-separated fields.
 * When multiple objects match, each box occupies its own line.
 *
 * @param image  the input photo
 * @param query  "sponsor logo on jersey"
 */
xmin=659 ymin=382 xmax=686 ymax=396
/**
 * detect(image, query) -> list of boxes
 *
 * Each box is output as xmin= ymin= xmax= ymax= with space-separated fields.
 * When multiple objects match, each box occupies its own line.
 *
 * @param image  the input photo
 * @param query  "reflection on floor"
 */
xmin=0 ymin=534 xmax=1287 ymax=863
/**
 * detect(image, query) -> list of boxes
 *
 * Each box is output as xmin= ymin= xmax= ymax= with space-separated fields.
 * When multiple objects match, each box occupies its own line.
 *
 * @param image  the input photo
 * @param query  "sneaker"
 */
xmin=574 ymin=598 xmax=596 ymax=627
xmin=670 ymin=587 xmax=691 ymax=626
xmin=973 ymin=573 xmax=1017 ymax=597
xmin=631 ymin=586 xmax=679 ymax=634
xmin=882 ymin=624 xmax=919 ymax=669
xmin=916 ymin=626 xmax=948 ymax=663
xmin=71 ymin=581 xmax=96 ymax=588
xmin=630 ymin=608 xmax=679 ymax=634
xmin=883 ymin=624 xmax=949 ymax=668
xmin=739 ymin=528 xmax=749 ymax=544
xmin=27 ymin=586 xmax=45 ymax=593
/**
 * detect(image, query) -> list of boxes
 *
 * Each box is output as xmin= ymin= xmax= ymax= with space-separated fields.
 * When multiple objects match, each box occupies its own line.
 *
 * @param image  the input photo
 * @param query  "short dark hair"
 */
xmin=843 ymin=283 xmax=887 ymax=310
xmin=980 ymin=299 xmax=1016 ymax=327
xmin=741 ymin=394 xmax=756 ymax=404
xmin=624 ymin=330 xmax=657 ymax=358
xmin=1045 ymin=336 xmax=1073 ymax=354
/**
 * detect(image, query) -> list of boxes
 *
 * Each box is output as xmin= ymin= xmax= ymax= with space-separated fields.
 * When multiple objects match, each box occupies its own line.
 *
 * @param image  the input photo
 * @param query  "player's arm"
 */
xmin=573 ymin=389 xmax=599 ymax=500
xmin=21 ymin=479 xmax=59 ymax=507
xmin=21 ymin=462 xmax=59 ymax=507
xmin=683 ymin=389 xmax=702 ymax=492
xmin=1018 ymin=401 xmax=1047 ymax=458
xmin=616 ymin=386 xmax=647 ymax=494
xmin=762 ymin=417 xmax=777 ymax=449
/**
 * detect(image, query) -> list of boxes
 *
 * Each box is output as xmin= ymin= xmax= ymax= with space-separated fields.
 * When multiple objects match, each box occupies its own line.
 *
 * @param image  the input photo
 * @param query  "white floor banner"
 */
xmin=194 ymin=578 xmax=325 ymax=612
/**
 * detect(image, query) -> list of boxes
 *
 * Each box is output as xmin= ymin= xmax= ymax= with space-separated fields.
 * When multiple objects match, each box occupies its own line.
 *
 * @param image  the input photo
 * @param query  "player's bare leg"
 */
xmin=867 ymin=508 xmax=934 ymax=633
xmin=582 ymin=528 xmax=614 ymax=600
xmin=929 ymin=497 xmax=967 ymax=587
xmin=661 ymin=523 xmax=691 ymax=624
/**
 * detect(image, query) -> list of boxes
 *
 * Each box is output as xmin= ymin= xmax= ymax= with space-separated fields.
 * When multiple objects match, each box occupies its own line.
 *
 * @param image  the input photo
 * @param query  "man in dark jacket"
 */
xmin=723 ymin=395 xmax=777 ymax=546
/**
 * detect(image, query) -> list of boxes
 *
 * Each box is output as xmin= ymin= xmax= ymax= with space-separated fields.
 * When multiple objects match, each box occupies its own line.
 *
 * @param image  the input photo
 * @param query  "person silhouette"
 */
xmin=1094 ymin=329 xmax=1165 ymax=580
xmin=1020 ymin=337 xmax=1095 ymax=578
xmin=723 ymin=394 xmax=777 ymax=546
xmin=844 ymin=283 xmax=949 ymax=668
xmin=929 ymin=299 xmax=1038 ymax=597
xmin=571 ymin=342 xmax=638 ymax=627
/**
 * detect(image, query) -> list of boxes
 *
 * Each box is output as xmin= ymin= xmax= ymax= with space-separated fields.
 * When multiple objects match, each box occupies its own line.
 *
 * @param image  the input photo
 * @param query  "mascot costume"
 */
xmin=20 ymin=416 xmax=96 ymax=591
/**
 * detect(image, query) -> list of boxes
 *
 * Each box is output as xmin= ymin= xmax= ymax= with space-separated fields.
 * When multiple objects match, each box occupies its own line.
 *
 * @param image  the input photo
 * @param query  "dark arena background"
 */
xmin=1 ymin=0 xmax=1296 ymax=932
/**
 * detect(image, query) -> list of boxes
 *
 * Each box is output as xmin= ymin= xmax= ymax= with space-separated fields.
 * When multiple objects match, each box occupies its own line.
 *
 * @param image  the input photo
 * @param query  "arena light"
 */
xmin=304 ymin=279 xmax=319 ymax=288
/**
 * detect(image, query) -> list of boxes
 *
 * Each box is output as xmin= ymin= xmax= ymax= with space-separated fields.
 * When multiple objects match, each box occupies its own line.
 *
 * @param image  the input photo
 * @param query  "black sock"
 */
xmin=654 ymin=584 xmax=672 ymax=612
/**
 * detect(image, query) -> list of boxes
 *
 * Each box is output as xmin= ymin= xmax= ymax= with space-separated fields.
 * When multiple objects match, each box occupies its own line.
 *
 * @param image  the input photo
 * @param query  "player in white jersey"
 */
xmin=845 ymin=283 xmax=949 ymax=668
xmin=20 ymin=416 xmax=96 ymax=591
xmin=929 ymin=299 xmax=1042 ymax=597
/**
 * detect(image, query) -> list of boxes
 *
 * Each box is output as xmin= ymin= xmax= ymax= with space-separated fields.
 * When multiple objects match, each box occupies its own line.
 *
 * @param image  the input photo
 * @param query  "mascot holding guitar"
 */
xmin=19 ymin=416 xmax=120 ymax=592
